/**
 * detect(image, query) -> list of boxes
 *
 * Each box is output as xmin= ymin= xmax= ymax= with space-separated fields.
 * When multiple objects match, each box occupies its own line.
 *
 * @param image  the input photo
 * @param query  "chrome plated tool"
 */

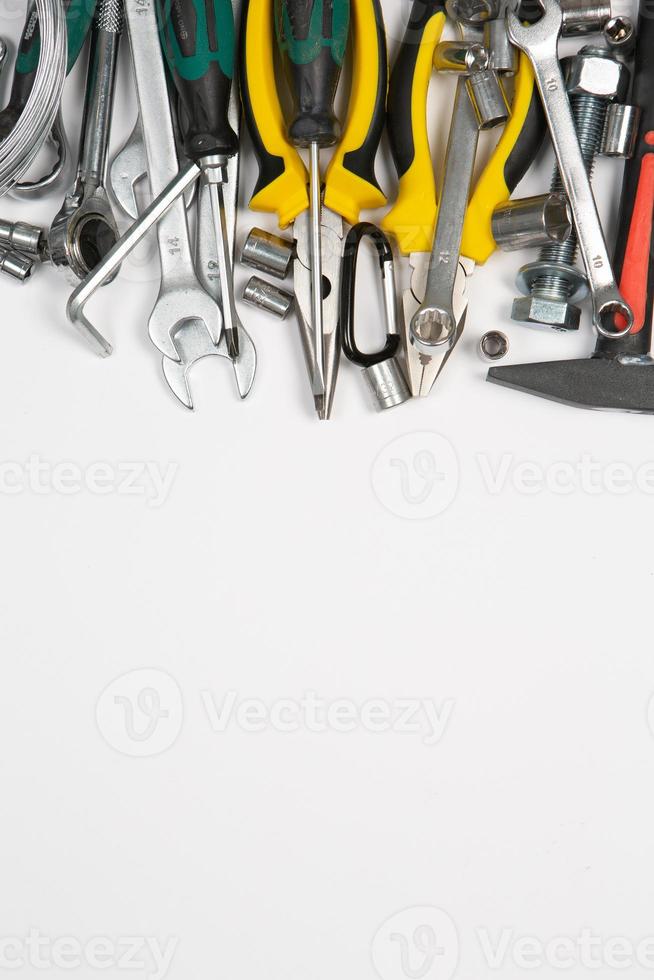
xmin=48 ymin=0 xmax=122 ymax=281
xmin=507 ymin=0 xmax=633 ymax=339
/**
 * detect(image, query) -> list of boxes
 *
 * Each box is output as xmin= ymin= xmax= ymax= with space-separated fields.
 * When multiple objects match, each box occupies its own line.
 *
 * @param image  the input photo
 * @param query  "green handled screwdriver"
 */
xmin=157 ymin=0 xmax=242 ymax=358
xmin=275 ymin=0 xmax=350 ymax=398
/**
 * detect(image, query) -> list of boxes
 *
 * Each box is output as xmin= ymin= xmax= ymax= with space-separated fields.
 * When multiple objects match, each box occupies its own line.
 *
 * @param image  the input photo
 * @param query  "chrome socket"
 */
xmin=363 ymin=359 xmax=411 ymax=411
xmin=601 ymin=104 xmax=641 ymax=158
xmin=0 ymin=218 xmax=45 ymax=257
xmin=0 ymin=246 xmax=35 ymax=282
xmin=492 ymin=194 xmax=572 ymax=251
xmin=243 ymin=276 xmax=294 ymax=319
xmin=241 ymin=228 xmax=294 ymax=280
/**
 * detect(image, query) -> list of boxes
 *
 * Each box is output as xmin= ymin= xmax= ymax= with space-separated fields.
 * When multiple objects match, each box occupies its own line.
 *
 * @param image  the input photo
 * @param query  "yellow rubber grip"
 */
xmin=243 ymin=0 xmax=308 ymax=228
xmin=324 ymin=0 xmax=388 ymax=224
xmin=380 ymin=9 xmax=445 ymax=255
xmin=461 ymin=53 xmax=537 ymax=264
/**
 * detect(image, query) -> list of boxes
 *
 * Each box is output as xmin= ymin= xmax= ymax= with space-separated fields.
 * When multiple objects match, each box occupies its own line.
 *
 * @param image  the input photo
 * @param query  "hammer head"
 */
xmin=487 ymin=356 xmax=654 ymax=413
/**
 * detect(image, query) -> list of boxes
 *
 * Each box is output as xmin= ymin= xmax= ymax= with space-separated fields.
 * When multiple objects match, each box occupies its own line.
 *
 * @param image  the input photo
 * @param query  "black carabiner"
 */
xmin=340 ymin=223 xmax=401 ymax=368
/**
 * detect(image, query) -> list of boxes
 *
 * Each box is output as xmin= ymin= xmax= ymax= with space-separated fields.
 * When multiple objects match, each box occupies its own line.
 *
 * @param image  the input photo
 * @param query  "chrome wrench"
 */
xmin=124 ymin=0 xmax=220 ymax=363
xmin=410 ymin=77 xmax=480 ymax=356
xmin=507 ymin=0 xmax=633 ymax=339
xmin=48 ymin=0 xmax=122 ymax=282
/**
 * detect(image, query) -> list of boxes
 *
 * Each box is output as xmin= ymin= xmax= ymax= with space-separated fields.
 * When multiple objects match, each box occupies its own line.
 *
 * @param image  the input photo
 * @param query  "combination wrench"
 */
xmin=123 ymin=0 xmax=220 ymax=363
xmin=507 ymin=0 xmax=633 ymax=339
xmin=48 ymin=0 xmax=122 ymax=282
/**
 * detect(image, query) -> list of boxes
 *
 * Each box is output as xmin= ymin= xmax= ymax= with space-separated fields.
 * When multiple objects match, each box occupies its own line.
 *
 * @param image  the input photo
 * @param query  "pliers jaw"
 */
xmin=293 ymin=207 xmax=344 ymax=420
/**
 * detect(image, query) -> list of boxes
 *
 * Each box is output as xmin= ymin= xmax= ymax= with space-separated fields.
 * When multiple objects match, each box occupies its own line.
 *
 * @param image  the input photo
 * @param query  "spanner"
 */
xmin=109 ymin=91 xmax=195 ymax=221
xmin=410 ymin=76 xmax=481 ymax=354
xmin=48 ymin=0 xmax=122 ymax=282
xmin=123 ymin=0 xmax=221 ymax=365
xmin=507 ymin=0 xmax=633 ymax=339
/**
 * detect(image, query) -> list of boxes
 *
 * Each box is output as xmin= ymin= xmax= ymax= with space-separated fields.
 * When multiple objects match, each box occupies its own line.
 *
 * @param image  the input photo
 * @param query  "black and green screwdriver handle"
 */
xmin=382 ymin=0 xmax=546 ymax=260
xmin=0 ymin=0 xmax=97 ymax=140
xmin=596 ymin=0 xmax=654 ymax=360
xmin=240 ymin=0 xmax=388 ymax=229
xmin=156 ymin=0 xmax=239 ymax=162
xmin=275 ymin=0 xmax=350 ymax=149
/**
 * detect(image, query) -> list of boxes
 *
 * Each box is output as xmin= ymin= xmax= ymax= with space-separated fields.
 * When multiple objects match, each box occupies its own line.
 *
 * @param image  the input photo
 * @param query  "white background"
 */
xmin=1 ymin=0 xmax=653 ymax=978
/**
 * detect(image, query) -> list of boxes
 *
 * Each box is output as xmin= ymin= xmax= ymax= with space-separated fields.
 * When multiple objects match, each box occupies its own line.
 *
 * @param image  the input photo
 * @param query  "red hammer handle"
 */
xmin=601 ymin=2 xmax=654 ymax=357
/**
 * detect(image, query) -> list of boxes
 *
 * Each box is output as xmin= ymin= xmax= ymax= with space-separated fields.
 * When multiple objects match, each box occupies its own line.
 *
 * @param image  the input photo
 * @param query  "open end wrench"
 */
xmin=507 ymin=0 xmax=633 ymax=339
xmin=123 ymin=0 xmax=221 ymax=365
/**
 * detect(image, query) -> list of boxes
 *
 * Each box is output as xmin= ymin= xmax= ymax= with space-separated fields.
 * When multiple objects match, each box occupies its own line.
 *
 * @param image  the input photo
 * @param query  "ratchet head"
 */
xmin=48 ymin=186 xmax=120 ymax=284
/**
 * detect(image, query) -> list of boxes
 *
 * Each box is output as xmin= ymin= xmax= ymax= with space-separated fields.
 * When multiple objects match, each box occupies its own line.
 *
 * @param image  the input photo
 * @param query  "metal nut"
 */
xmin=479 ymin=330 xmax=509 ymax=360
xmin=512 ymin=295 xmax=581 ymax=331
xmin=564 ymin=49 xmax=631 ymax=102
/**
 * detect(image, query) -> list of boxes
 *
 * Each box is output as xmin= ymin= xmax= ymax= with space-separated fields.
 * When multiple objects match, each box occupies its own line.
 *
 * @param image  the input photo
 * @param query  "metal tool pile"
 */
xmin=0 ymin=0 xmax=652 ymax=417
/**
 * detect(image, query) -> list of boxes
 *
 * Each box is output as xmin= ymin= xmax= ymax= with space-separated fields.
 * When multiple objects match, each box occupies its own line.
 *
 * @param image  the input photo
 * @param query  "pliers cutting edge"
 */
xmin=382 ymin=0 xmax=546 ymax=397
xmin=240 ymin=0 xmax=388 ymax=419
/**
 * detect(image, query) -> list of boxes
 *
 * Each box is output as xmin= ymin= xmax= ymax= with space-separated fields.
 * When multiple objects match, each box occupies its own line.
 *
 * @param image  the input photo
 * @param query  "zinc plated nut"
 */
xmin=479 ymin=330 xmax=509 ymax=360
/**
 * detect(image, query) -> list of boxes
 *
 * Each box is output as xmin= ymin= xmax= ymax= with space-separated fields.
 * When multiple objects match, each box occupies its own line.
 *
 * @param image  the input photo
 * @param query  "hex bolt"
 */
xmin=512 ymin=47 xmax=630 ymax=331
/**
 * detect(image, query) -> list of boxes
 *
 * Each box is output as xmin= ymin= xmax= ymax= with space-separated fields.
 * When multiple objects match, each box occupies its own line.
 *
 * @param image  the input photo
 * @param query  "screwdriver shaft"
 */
xmin=207 ymin=172 xmax=240 ymax=359
xmin=309 ymin=140 xmax=325 ymax=398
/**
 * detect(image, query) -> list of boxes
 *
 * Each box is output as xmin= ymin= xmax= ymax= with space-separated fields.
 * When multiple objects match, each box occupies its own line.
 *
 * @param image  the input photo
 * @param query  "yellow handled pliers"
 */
xmin=382 ymin=0 xmax=546 ymax=397
xmin=240 ymin=0 xmax=388 ymax=418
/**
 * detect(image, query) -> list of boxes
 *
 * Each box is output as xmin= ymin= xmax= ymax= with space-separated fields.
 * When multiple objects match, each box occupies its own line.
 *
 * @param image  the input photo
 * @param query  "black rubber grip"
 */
xmin=239 ymin=0 xmax=286 ymax=199
xmin=386 ymin=0 xmax=445 ymax=180
xmin=341 ymin=223 xmax=400 ymax=368
xmin=275 ymin=0 xmax=350 ymax=147
xmin=504 ymin=87 xmax=546 ymax=193
xmin=0 ymin=0 xmax=96 ymax=140
xmin=156 ymin=0 xmax=239 ymax=160
xmin=597 ymin=0 xmax=654 ymax=358
xmin=339 ymin=0 xmax=386 ymax=196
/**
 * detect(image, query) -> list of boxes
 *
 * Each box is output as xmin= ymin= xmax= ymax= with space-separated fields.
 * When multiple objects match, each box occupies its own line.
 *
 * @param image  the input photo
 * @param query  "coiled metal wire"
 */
xmin=0 ymin=0 xmax=67 ymax=193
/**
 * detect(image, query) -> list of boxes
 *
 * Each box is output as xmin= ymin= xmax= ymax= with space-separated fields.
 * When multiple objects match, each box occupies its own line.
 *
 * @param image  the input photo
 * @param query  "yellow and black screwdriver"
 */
xmin=274 ymin=0 xmax=351 ymax=399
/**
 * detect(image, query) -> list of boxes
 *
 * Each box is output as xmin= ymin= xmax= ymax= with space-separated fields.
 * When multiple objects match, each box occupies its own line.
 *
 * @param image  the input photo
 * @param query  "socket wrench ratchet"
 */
xmin=48 ymin=0 xmax=122 ymax=281
xmin=507 ymin=0 xmax=633 ymax=339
